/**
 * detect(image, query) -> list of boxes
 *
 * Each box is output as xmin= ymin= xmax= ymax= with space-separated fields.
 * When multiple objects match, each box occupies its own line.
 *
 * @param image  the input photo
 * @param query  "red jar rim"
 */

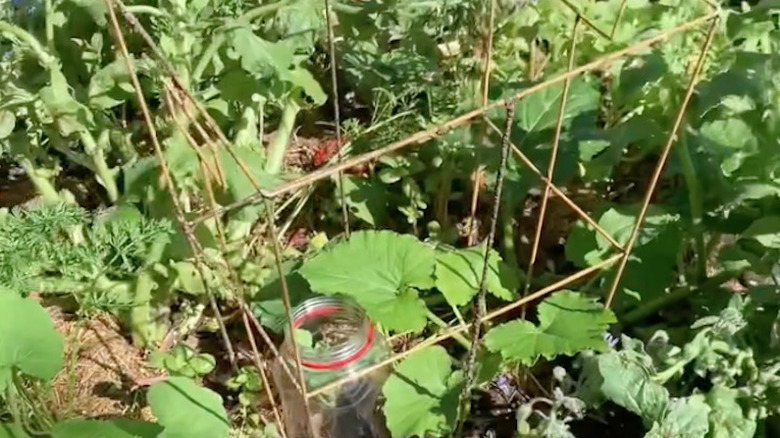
xmin=292 ymin=305 xmax=375 ymax=370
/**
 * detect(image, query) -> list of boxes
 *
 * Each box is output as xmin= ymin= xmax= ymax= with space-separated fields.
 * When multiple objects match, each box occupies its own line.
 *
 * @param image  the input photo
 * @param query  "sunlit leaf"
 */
xmin=300 ymin=231 xmax=434 ymax=332
xmin=484 ymin=291 xmax=615 ymax=365
xmin=382 ymin=346 xmax=464 ymax=438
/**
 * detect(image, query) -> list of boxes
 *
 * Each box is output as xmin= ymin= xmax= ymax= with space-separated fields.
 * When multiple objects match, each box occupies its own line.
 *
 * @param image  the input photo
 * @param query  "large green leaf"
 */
xmin=382 ymin=346 xmax=464 ymax=438
xmin=0 ymin=423 xmax=31 ymax=438
xmin=339 ymin=175 xmax=388 ymax=226
xmin=0 ymin=294 xmax=64 ymax=386
xmin=147 ymin=377 xmax=229 ymax=438
xmin=484 ymin=291 xmax=615 ymax=365
xmin=51 ymin=419 xmax=162 ymax=438
xmin=592 ymin=341 xmax=669 ymax=423
xmin=513 ymin=77 xmax=600 ymax=133
xmin=742 ymin=216 xmax=780 ymax=249
xmin=434 ymin=244 xmax=518 ymax=306
xmin=299 ymin=231 xmax=434 ymax=332
xmin=705 ymin=386 xmax=756 ymax=438
xmin=0 ymin=110 xmax=15 ymax=139
xmin=645 ymin=395 xmax=710 ymax=438
xmin=698 ymin=118 xmax=758 ymax=176
xmin=226 ymin=27 xmax=325 ymax=104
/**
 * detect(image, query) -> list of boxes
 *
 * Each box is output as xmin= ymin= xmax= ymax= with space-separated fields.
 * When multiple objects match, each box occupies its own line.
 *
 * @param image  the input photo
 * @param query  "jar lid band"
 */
xmin=292 ymin=305 xmax=375 ymax=370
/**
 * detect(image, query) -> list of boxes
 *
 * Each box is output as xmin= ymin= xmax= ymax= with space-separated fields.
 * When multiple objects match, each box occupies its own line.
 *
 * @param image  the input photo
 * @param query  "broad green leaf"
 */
xmin=382 ymin=346 xmax=464 ymax=438
xmin=340 ymin=176 xmax=388 ymax=226
xmin=434 ymin=245 xmax=518 ymax=306
xmin=698 ymin=118 xmax=758 ymax=176
xmin=0 ymin=294 xmax=64 ymax=382
xmin=51 ymin=419 xmax=162 ymax=438
xmin=645 ymin=395 xmax=710 ymax=438
xmin=706 ymin=386 xmax=756 ymax=438
xmin=147 ymin=377 xmax=229 ymax=438
xmin=88 ymin=58 xmax=138 ymax=109
xmin=595 ymin=205 xmax=679 ymax=251
xmin=742 ymin=216 xmax=780 ymax=249
xmin=484 ymin=291 xmax=615 ymax=365
xmin=596 ymin=349 xmax=669 ymax=423
xmin=251 ymin=262 xmax=313 ymax=333
xmin=0 ymin=111 xmax=15 ymax=139
xmin=39 ymin=70 xmax=95 ymax=136
xmin=514 ymin=77 xmax=599 ymax=132
xmin=299 ymin=231 xmax=435 ymax=332
xmin=0 ymin=423 xmax=31 ymax=438
xmin=228 ymin=27 xmax=294 ymax=78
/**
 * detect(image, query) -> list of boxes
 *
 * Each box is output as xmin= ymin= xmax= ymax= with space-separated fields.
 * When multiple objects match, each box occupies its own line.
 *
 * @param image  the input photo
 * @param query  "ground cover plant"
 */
xmin=2 ymin=0 xmax=780 ymax=437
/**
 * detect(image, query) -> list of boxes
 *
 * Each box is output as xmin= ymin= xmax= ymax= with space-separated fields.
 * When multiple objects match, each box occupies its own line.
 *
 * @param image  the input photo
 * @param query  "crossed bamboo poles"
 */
xmin=101 ymin=0 xmax=719 ymax=435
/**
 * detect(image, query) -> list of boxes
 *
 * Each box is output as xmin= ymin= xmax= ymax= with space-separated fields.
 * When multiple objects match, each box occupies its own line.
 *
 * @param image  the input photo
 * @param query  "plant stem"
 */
xmin=80 ymin=131 xmax=118 ymax=202
xmin=0 ymin=21 xmax=58 ymax=68
xmin=501 ymin=207 xmax=518 ymax=270
xmin=265 ymin=97 xmax=300 ymax=175
xmin=677 ymin=130 xmax=706 ymax=281
xmin=130 ymin=271 xmax=155 ymax=347
xmin=18 ymin=158 xmax=60 ymax=203
xmin=123 ymin=4 xmax=166 ymax=15
xmin=44 ymin=0 xmax=54 ymax=51
xmin=620 ymin=272 xmax=732 ymax=326
xmin=192 ymin=34 xmax=225 ymax=84
xmin=425 ymin=309 xmax=471 ymax=348
xmin=238 ymin=0 xmax=291 ymax=22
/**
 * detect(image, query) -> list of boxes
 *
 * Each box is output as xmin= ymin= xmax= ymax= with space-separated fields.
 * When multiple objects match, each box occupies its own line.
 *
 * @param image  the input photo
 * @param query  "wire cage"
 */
xmin=99 ymin=0 xmax=722 ymax=435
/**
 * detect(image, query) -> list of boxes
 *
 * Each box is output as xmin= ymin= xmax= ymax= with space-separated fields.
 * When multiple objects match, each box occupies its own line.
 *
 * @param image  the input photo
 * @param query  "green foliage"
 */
xmin=0 ymin=293 xmax=64 ymax=391
xmin=434 ymin=244 xmax=518 ymax=306
xmin=382 ymin=346 xmax=464 ymax=438
xmin=147 ymin=377 xmax=230 ymax=438
xmin=484 ymin=291 xmax=616 ymax=366
xmin=149 ymin=344 xmax=216 ymax=378
xmin=51 ymin=419 xmax=163 ymax=438
xmin=300 ymin=230 xmax=434 ymax=332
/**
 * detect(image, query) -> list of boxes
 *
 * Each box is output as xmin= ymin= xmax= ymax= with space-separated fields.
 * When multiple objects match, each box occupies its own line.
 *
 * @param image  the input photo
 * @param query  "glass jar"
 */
xmin=271 ymin=296 xmax=391 ymax=438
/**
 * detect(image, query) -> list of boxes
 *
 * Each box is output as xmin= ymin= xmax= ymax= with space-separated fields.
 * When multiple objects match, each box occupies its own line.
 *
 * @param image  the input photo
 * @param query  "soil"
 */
xmin=43 ymin=302 xmax=161 ymax=421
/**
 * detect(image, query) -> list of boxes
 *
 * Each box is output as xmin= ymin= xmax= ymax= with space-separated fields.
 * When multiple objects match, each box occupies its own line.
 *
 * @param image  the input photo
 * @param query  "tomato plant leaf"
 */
xmin=706 ymin=386 xmax=756 ymax=438
xmin=299 ymin=230 xmax=434 ymax=332
xmin=0 ymin=294 xmax=64 ymax=384
xmin=147 ymin=377 xmax=229 ymax=438
xmin=51 ymin=419 xmax=162 ymax=438
xmin=382 ymin=346 xmax=464 ymax=438
xmin=434 ymin=244 xmax=518 ymax=306
xmin=645 ymin=395 xmax=711 ymax=438
xmin=484 ymin=291 xmax=615 ymax=365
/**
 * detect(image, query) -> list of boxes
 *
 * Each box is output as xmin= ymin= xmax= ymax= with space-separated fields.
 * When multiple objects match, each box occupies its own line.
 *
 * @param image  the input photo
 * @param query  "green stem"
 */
xmin=501 ymin=207 xmax=518 ymax=270
xmin=18 ymin=158 xmax=60 ymax=203
xmin=676 ymin=130 xmax=706 ymax=281
xmin=426 ymin=309 xmax=471 ymax=348
xmin=123 ymin=5 xmax=166 ymax=16
xmin=238 ymin=0 xmax=291 ymax=22
xmin=130 ymin=271 xmax=155 ymax=347
xmin=265 ymin=98 xmax=300 ymax=175
xmin=0 ymin=21 xmax=57 ymax=68
xmin=44 ymin=0 xmax=54 ymax=51
xmin=192 ymin=34 xmax=225 ymax=84
xmin=620 ymin=272 xmax=732 ymax=326
xmin=80 ymin=131 xmax=118 ymax=202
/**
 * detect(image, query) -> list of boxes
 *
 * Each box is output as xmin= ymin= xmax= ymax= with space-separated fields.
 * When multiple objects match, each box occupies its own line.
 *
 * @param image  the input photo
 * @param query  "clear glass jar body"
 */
xmin=271 ymin=296 xmax=391 ymax=438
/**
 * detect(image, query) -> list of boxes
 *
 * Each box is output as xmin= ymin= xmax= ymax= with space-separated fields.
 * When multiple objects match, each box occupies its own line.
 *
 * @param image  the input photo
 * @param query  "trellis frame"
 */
xmin=101 ymin=1 xmax=721 ymax=436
